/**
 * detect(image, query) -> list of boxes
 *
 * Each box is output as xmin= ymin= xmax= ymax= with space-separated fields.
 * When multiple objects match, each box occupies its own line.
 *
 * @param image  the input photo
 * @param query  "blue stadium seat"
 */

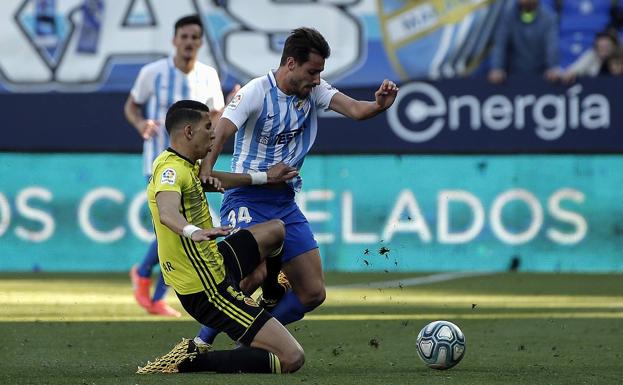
xmin=558 ymin=0 xmax=613 ymax=16
xmin=552 ymin=1 xmax=617 ymax=68
xmin=542 ymin=0 xmax=614 ymax=15
xmin=558 ymin=0 xmax=611 ymax=33
xmin=540 ymin=0 xmax=557 ymax=11
xmin=560 ymin=14 xmax=610 ymax=33
xmin=559 ymin=31 xmax=595 ymax=67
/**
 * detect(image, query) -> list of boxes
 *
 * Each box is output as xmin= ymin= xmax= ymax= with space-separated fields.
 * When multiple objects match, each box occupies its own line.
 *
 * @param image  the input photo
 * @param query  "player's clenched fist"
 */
xmin=374 ymin=79 xmax=399 ymax=111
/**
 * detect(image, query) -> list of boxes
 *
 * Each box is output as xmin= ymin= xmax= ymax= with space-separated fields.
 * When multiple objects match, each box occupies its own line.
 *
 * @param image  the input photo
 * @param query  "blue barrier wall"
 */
xmin=1 ymin=153 xmax=621 ymax=272
xmin=2 ymin=76 xmax=622 ymax=153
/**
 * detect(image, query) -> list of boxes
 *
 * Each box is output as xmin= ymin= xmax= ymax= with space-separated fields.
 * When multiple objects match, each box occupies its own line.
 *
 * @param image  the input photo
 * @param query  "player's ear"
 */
xmin=287 ymin=57 xmax=296 ymax=71
xmin=184 ymin=124 xmax=193 ymax=139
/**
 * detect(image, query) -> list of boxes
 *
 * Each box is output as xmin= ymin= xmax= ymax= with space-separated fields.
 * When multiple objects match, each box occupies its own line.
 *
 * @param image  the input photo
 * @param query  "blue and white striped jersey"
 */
xmin=222 ymin=71 xmax=338 ymax=192
xmin=131 ymin=56 xmax=225 ymax=176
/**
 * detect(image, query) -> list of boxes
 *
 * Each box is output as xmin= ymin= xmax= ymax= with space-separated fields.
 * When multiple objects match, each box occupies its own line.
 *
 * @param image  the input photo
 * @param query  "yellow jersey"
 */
xmin=147 ymin=148 xmax=225 ymax=294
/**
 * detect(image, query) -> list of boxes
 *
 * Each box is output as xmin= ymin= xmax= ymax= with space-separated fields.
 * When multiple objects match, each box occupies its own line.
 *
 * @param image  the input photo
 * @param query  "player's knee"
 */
xmin=240 ymin=266 xmax=266 ymax=293
xmin=279 ymin=345 xmax=305 ymax=373
xmin=300 ymin=286 xmax=326 ymax=309
xmin=269 ymin=219 xmax=286 ymax=242
xmin=263 ymin=219 xmax=285 ymax=250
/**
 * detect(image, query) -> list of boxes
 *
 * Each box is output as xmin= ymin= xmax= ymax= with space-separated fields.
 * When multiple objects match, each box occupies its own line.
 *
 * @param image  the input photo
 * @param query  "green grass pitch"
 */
xmin=1 ymin=272 xmax=622 ymax=384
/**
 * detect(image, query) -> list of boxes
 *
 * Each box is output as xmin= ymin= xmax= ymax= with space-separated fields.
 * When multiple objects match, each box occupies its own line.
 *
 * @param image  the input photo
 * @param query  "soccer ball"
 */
xmin=416 ymin=320 xmax=466 ymax=370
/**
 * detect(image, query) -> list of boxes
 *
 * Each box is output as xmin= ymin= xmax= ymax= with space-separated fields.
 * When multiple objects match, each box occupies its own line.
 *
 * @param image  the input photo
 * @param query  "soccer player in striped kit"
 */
xmin=194 ymin=27 xmax=399 ymax=347
xmin=124 ymin=14 xmax=235 ymax=317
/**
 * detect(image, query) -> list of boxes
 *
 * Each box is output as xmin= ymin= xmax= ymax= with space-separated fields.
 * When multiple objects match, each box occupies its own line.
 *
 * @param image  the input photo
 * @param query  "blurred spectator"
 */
xmin=608 ymin=0 xmax=623 ymax=31
xmin=488 ymin=0 xmax=560 ymax=84
xmin=547 ymin=0 xmax=615 ymax=68
xmin=604 ymin=46 xmax=623 ymax=74
xmin=561 ymin=29 xmax=620 ymax=82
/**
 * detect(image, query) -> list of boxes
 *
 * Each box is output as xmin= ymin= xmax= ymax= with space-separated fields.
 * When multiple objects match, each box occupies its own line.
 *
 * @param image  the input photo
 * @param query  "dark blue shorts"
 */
xmin=220 ymin=186 xmax=317 ymax=263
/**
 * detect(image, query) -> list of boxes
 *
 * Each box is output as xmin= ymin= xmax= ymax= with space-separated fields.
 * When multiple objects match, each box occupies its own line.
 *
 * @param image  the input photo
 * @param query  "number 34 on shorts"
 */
xmin=227 ymin=207 xmax=253 ymax=227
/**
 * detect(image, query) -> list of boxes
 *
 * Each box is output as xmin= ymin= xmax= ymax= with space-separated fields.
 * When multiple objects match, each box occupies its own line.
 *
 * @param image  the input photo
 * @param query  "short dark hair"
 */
xmin=165 ymin=100 xmax=209 ymax=134
xmin=280 ymin=27 xmax=331 ymax=66
xmin=609 ymin=47 xmax=623 ymax=62
xmin=174 ymin=14 xmax=203 ymax=36
xmin=595 ymin=29 xmax=620 ymax=46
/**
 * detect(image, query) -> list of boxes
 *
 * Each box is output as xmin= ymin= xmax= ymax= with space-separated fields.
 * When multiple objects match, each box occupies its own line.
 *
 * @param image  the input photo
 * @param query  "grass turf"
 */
xmin=1 ymin=272 xmax=622 ymax=384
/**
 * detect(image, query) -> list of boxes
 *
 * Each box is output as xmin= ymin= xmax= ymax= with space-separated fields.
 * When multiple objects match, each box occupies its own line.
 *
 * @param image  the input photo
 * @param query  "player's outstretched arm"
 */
xmin=205 ymin=163 xmax=299 ymax=191
xmin=155 ymin=191 xmax=231 ymax=240
xmin=199 ymin=117 xmax=238 ymax=183
xmin=329 ymin=79 xmax=399 ymax=121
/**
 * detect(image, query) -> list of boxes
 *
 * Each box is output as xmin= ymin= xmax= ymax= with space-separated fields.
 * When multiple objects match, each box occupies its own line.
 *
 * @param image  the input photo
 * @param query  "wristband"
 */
xmin=182 ymin=224 xmax=201 ymax=238
xmin=250 ymin=171 xmax=268 ymax=185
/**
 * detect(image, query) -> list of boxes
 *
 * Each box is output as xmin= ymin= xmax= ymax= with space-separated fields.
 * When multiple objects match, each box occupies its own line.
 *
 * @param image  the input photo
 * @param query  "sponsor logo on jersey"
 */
xmin=258 ymin=135 xmax=270 ymax=145
xmin=275 ymin=129 xmax=301 ymax=145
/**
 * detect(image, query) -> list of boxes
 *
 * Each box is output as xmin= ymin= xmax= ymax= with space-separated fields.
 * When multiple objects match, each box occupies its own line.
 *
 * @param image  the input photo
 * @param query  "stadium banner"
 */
xmin=0 ymin=0 xmax=502 ymax=92
xmin=320 ymin=76 xmax=623 ymax=153
xmin=2 ymin=75 xmax=622 ymax=153
xmin=1 ymin=153 xmax=621 ymax=273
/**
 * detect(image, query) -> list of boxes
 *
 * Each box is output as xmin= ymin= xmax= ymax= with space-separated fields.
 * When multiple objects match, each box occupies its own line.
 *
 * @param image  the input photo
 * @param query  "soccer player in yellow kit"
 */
xmin=138 ymin=99 xmax=303 ymax=374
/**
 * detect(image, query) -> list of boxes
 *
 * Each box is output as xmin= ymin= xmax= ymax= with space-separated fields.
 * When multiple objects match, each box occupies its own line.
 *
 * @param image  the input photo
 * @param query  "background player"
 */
xmin=124 ymin=14 xmax=237 ymax=316
xmin=194 ymin=27 xmax=399 ymax=346
xmin=137 ymin=100 xmax=303 ymax=374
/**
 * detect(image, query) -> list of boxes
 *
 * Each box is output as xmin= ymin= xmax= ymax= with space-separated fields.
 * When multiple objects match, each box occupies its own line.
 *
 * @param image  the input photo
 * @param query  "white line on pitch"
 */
xmin=330 ymin=271 xmax=496 ymax=289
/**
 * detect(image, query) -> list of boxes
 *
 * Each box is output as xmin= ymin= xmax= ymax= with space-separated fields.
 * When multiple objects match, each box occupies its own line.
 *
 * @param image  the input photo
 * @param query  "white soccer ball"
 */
xmin=416 ymin=320 xmax=466 ymax=370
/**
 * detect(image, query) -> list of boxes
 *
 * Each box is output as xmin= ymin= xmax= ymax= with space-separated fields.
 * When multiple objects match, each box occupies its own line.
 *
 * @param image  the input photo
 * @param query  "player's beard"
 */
xmin=179 ymin=45 xmax=197 ymax=62
xmin=290 ymin=77 xmax=313 ymax=99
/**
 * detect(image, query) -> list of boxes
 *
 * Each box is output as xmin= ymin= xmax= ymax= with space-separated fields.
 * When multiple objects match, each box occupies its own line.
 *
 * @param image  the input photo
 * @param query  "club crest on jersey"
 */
xmin=160 ymin=168 xmax=176 ymax=185
xmin=244 ymin=297 xmax=259 ymax=307
xmin=295 ymin=98 xmax=309 ymax=111
xmin=228 ymin=93 xmax=243 ymax=110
